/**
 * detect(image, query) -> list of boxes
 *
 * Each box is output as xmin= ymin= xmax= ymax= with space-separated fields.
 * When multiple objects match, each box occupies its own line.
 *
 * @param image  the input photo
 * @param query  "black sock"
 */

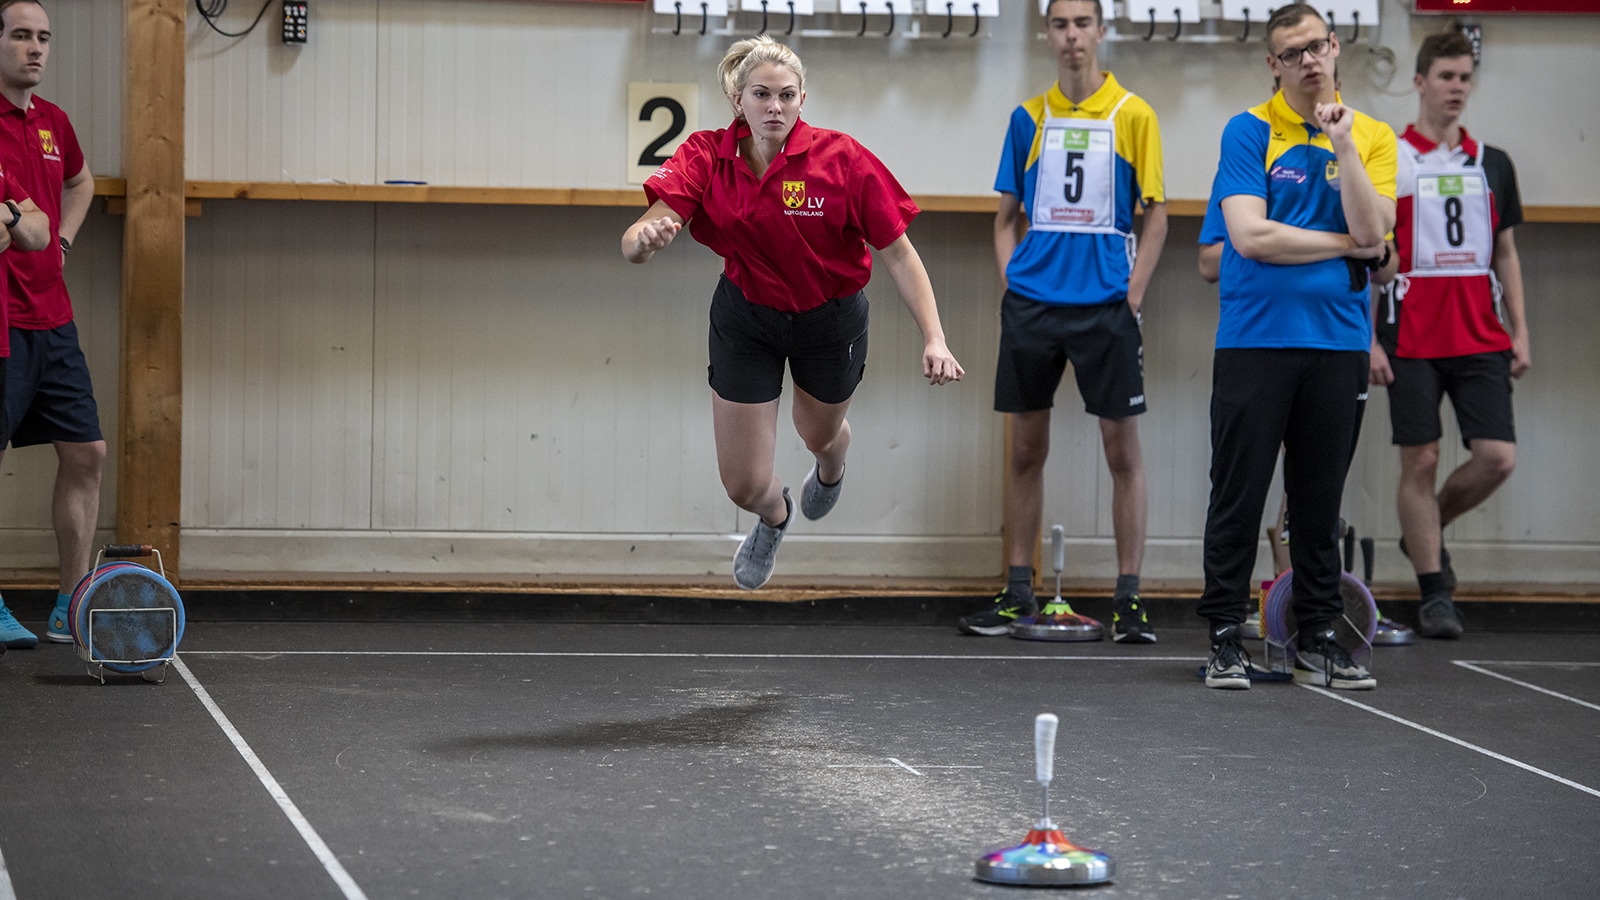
xmin=1007 ymin=565 xmax=1033 ymax=598
xmin=1115 ymin=574 xmax=1139 ymax=599
xmin=1418 ymin=571 xmax=1447 ymax=597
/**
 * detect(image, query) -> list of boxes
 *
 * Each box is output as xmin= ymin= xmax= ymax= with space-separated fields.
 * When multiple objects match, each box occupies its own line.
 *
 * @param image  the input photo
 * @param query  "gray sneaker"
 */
xmin=1294 ymin=629 xmax=1376 ymax=689
xmin=733 ymin=489 xmax=793 ymax=590
xmin=799 ymin=464 xmax=843 ymax=521
xmin=1417 ymin=593 xmax=1465 ymax=639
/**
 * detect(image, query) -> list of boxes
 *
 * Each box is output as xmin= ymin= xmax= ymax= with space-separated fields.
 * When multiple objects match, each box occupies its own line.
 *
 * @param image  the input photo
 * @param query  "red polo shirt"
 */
xmin=644 ymin=118 xmax=918 ymax=313
xmin=0 ymin=92 xmax=83 ymax=330
xmin=0 ymin=167 xmax=32 ymax=355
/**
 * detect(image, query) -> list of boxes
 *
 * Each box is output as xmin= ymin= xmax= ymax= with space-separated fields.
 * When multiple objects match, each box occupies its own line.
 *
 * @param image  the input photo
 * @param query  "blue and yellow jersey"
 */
xmin=1199 ymin=170 xmax=1226 ymax=246
xmin=994 ymin=73 xmax=1164 ymax=307
xmin=1213 ymin=91 xmax=1396 ymax=350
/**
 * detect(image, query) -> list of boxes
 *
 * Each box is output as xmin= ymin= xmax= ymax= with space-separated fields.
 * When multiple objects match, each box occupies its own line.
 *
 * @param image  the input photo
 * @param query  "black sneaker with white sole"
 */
xmin=1294 ymin=628 xmax=1376 ymax=689
xmin=957 ymin=588 xmax=1037 ymax=636
xmin=1205 ymin=624 xmax=1252 ymax=689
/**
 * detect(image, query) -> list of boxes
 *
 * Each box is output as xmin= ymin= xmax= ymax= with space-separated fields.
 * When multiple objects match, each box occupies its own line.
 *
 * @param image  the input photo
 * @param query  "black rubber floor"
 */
xmin=4 ymin=620 xmax=1598 ymax=899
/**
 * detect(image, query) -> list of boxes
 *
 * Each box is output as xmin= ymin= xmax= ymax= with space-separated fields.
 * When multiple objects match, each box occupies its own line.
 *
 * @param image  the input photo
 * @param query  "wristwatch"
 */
xmin=3 ymin=199 xmax=19 ymax=230
xmin=60 ymin=235 xmax=71 ymax=254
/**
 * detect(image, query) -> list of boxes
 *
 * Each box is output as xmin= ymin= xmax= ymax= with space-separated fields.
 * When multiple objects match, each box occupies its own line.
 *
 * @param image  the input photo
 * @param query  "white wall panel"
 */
xmin=183 ymin=201 xmax=377 ymax=529
xmin=27 ymin=0 xmax=122 ymax=178
xmin=177 ymin=0 xmax=1600 ymax=203
xmin=187 ymin=0 xmax=380 ymax=183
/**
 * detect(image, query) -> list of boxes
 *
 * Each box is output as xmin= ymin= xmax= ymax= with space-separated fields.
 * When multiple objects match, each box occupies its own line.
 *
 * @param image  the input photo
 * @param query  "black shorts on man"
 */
xmin=1387 ymin=350 xmax=1515 ymax=449
xmin=3 ymin=322 xmax=104 ymax=447
xmin=993 ymin=290 xmax=1145 ymax=418
xmin=706 ymin=275 xmax=869 ymax=406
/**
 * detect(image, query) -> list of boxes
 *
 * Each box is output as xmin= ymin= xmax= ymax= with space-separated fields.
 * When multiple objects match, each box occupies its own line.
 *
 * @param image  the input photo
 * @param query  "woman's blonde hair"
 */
xmin=717 ymin=35 xmax=806 ymax=118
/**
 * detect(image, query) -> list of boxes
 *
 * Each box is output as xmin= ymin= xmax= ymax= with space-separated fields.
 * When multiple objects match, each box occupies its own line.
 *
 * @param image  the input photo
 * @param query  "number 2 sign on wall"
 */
xmin=628 ymin=83 xmax=700 ymax=184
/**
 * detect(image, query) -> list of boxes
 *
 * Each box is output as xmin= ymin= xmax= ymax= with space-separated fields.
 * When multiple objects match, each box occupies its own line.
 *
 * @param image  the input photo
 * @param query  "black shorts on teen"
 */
xmin=993 ymin=289 xmax=1145 ymax=419
xmin=707 ymin=275 xmax=869 ymax=405
xmin=4 ymin=322 xmax=104 ymax=447
xmin=1387 ymin=350 xmax=1515 ymax=449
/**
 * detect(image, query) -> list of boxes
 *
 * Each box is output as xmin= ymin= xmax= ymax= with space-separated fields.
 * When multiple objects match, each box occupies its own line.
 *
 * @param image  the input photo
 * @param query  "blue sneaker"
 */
xmin=46 ymin=597 xmax=73 ymax=643
xmin=0 ymin=604 xmax=39 ymax=649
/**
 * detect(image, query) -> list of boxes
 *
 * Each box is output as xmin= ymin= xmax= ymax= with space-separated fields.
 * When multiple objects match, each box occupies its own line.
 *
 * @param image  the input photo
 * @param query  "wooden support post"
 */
xmin=118 ymin=0 xmax=186 ymax=578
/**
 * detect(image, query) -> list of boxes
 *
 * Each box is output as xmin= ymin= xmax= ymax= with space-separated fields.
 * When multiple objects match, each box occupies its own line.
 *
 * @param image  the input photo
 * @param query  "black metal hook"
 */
xmin=1348 ymin=10 xmax=1360 ymax=42
xmin=884 ymin=1 xmax=895 ymax=36
xmin=672 ymin=1 xmax=682 ymax=35
xmin=1169 ymin=8 xmax=1182 ymax=41
xmin=1237 ymin=7 xmax=1250 ymax=43
xmin=858 ymin=1 xmax=868 ymax=36
xmin=758 ymin=0 xmax=768 ymax=35
xmin=1143 ymin=8 xmax=1156 ymax=41
xmin=942 ymin=2 xmax=954 ymax=38
xmin=786 ymin=1 xmax=796 ymax=35
xmin=699 ymin=2 xmax=708 ymax=36
xmin=969 ymin=2 xmax=981 ymax=37
xmin=1325 ymin=9 xmax=1336 ymax=38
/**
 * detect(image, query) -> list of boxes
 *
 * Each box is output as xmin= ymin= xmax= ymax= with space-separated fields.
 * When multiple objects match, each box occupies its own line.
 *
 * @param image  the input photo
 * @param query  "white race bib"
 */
xmin=1411 ymin=160 xmax=1492 ymax=278
xmin=1028 ymin=94 xmax=1132 ymax=236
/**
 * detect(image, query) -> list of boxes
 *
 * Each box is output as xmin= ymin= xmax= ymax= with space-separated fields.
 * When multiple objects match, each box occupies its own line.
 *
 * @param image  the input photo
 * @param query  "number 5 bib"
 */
xmin=1411 ymin=144 xmax=1492 ymax=279
xmin=1029 ymin=94 xmax=1134 ymax=237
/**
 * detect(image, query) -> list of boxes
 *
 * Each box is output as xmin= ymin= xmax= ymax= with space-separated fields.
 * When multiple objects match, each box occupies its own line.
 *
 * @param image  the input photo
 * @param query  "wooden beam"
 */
xmin=88 ymin=179 xmax=1600 ymax=223
xmin=119 ymin=0 xmax=186 ymax=578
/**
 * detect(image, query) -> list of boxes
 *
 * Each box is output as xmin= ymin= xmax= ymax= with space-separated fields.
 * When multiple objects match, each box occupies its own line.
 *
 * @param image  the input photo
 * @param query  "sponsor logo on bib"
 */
xmin=1437 ymin=175 xmax=1465 ymax=196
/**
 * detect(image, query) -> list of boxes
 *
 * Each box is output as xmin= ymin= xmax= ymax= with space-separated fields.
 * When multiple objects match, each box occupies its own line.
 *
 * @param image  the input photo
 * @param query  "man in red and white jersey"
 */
xmin=1370 ymin=31 xmax=1530 ymax=640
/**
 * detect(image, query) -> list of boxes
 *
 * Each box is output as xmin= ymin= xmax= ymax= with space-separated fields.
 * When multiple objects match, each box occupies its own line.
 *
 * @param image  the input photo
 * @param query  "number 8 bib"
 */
xmin=1411 ymin=146 xmax=1492 ymax=279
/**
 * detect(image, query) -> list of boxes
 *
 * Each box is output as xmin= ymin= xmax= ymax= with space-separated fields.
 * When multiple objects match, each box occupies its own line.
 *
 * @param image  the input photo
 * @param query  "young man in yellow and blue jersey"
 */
xmin=959 ymin=0 xmax=1167 ymax=643
xmin=1198 ymin=3 xmax=1395 ymax=690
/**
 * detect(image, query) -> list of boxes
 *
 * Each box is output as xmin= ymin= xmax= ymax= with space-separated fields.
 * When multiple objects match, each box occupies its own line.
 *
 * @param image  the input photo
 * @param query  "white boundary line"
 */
xmin=181 ymin=650 xmax=1203 ymax=661
xmin=1303 ymin=685 xmax=1600 ymax=800
xmin=172 ymin=657 xmax=371 ymax=900
xmin=1452 ymin=661 xmax=1600 ymax=713
xmin=1455 ymin=660 xmax=1600 ymax=667
xmin=0 ymin=844 xmax=17 ymax=900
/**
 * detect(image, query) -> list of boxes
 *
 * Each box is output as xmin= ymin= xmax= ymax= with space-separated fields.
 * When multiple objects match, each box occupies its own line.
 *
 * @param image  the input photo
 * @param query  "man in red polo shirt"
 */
xmin=1370 ymin=31 xmax=1529 ymax=640
xmin=0 ymin=0 xmax=104 ymax=646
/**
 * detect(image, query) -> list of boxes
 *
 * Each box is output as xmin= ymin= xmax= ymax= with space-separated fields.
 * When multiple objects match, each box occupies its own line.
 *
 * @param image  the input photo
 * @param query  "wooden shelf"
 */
xmin=90 ymin=178 xmax=1600 ymax=222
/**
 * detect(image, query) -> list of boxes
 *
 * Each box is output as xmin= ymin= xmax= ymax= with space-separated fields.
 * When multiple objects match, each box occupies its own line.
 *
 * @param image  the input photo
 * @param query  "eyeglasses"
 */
xmin=1274 ymin=37 xmax=1333 ymax=67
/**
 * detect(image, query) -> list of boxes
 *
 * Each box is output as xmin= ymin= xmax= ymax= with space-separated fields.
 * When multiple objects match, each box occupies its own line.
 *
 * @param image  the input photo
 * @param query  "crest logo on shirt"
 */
xmin=782 ymin=180 xmax=806 ymax=209
xmin=37 ymin=129 xmax=54 ymax=154
xmin=1324 ymin=160 xmax=1341 ymax=192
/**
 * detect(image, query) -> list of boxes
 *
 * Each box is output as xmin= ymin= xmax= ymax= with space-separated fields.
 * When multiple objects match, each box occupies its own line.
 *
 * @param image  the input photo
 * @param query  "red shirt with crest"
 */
xmin=0 ymin=93 xmax=85 ymax=330
xmin=644 ymin=118 xmax=918 ymax=314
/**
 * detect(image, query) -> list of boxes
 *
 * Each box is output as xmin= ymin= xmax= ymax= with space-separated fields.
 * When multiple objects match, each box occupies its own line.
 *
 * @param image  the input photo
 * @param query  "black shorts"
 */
xmin=1387 ymin=351 xmax=1515 ymax=449
xmin=993 ymin=290 xmax=1145 ymax=418
xmin=4 ymin=322 xmax=104 ymax=447
xmin=707 ymin=275 xmax=868 ymax=405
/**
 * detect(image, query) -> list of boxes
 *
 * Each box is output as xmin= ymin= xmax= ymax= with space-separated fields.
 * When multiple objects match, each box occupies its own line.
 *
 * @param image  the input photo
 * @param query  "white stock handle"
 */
xmin=1034 ymin=713 xmax=1059 ymax=785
